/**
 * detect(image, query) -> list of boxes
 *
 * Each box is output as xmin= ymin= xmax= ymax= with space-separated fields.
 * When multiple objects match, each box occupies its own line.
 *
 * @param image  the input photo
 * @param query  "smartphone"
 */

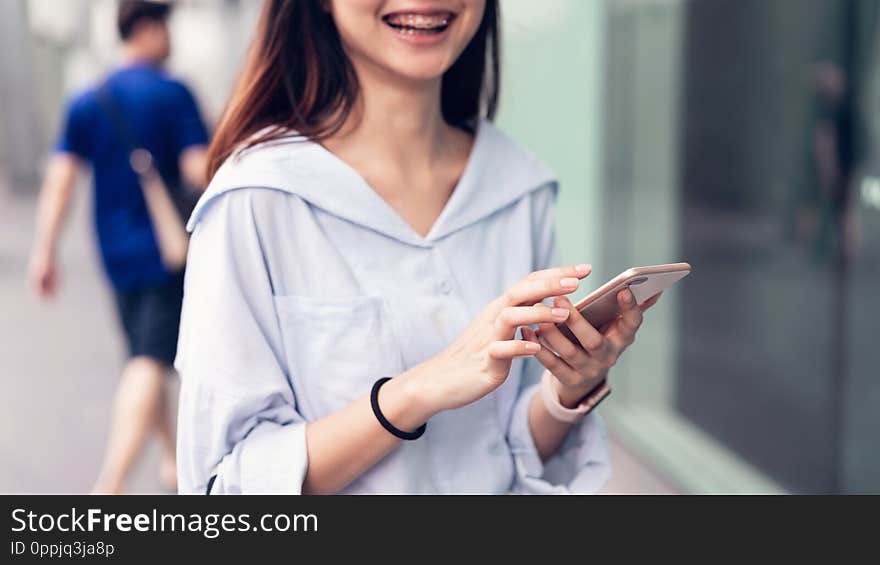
xmin=557 ymin=262 xmax=692 ymax=342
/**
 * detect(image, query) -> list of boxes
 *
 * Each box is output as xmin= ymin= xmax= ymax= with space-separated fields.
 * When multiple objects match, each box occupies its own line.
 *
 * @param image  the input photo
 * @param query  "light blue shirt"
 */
xmin=175 ymin=120 xmax=610 ymax=494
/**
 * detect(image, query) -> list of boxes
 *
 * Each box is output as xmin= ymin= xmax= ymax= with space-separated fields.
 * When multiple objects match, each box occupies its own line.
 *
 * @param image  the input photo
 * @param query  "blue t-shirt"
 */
xmin=55 ymin=63 xmax=209 ymax=290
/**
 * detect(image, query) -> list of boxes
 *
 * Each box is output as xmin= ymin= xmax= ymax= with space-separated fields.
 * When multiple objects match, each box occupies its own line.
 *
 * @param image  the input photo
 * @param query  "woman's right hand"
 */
xmin=403 ymin=264 xmax=592 ymax=417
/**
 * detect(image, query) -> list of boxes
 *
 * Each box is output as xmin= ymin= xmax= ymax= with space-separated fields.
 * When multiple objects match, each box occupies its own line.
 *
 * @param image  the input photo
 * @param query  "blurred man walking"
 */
xmin=27 ymin=1 xmax=209 ymax=493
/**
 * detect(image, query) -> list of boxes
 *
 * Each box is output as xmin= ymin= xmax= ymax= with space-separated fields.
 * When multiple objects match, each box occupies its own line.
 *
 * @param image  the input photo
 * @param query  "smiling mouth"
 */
xmin=382 ymin=11 xmax=456 ymax=35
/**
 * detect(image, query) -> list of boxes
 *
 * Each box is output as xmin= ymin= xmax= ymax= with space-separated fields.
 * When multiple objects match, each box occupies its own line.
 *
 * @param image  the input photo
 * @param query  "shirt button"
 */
xmin=438 ymin=279 xmax=453 ymax=294
xmin=489 ymin=440 xmax=505 ymax=455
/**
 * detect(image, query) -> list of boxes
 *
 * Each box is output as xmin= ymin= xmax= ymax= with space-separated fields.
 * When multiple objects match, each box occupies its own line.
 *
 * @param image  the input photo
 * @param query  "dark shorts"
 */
xmin=113 ymin=272 xmax=185 ymax=366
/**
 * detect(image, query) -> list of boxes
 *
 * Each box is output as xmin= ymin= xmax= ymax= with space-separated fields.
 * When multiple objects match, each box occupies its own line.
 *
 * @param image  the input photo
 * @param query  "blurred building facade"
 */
xmin=0 ymin=0 xmax=262 ymax=190
xmin=0 ymin=0 xmax=877 ymax=493
xmin=601 ymin=0 xmax=880 ymax=494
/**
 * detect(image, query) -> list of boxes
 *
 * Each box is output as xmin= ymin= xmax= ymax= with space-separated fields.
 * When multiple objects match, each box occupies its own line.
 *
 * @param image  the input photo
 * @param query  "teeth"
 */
xmin=386 ymin=13 xmax=451 ymax=30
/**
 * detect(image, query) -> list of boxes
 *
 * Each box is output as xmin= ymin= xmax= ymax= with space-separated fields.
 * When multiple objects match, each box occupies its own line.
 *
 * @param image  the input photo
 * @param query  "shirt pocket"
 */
xmin=273 ymin=294 xmax=404 ymax=418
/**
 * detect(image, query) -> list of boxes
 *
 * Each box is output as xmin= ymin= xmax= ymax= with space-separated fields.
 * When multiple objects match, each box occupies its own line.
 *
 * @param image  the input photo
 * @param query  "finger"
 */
xmin=522 ymin=328 xmax=586 ymax=387
xmin=639 ymin=291 xmax=663 ymax=312
xmin=596 ymin=290 xmax=643 ymax=354
xmin=524 ymin=327 xmax=606 ymax=387
xmin=535 ymin=315 xmax=598 ymax=368
xmin=538 ymin=297 xmax=614 ymax=365
xmin=488 ymin=339 xmax=541 ymax=360
xmin=526 ymin=264 xmax=592 ymax=282
xmin=554 ymin=295 xmax=605 ymax=353
xmin=616 ymin=288 xmax=644 ymax=333
xmin=521 ymin=326 xmax=538 ymax=342
xmin=494 ymin=305 xmax=570 ymax=338
xmin=603 ymin=303 xmax=642 ymax=354
xmin=501 ymin=265 xmax=590 ymax=306
xmin=604 ymin=321 xmax=634 ymax=353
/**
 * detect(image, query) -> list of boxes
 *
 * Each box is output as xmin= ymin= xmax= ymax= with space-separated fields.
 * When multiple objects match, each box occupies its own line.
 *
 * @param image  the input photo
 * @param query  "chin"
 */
xmin=385 ymin=52 xmax=458 ymax=82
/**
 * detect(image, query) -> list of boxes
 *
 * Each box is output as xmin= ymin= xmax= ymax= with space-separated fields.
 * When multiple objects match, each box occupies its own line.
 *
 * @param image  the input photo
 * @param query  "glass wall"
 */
xmin=602 ymin=0 xmax=880 ymax=493
xmin=497 ymin=0 xmax=606 ymax=273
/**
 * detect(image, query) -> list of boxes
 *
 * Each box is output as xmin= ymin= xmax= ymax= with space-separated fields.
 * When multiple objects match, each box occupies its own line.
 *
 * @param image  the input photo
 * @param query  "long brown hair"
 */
xmin=206 ymin=0 xmax=500 ymax=180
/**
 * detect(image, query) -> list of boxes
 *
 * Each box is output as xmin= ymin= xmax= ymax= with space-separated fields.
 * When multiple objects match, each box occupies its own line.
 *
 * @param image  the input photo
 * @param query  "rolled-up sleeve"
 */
xmin=505 ymin=183 xmax=611 ymax=494
xmin=175 ymin=190 xmax=307 ymax=494
xmin=507 ymin=373 xmax=611 ymax=494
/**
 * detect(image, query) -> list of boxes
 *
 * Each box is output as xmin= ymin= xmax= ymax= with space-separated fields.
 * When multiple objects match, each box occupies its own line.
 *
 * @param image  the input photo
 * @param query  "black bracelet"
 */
xmin=370 ymin=377 xmax=427 ymax=441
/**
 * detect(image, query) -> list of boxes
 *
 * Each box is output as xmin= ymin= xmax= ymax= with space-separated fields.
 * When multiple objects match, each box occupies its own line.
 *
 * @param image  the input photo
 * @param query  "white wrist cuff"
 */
xmin=540 ymin=370 xmax=602 ymax=424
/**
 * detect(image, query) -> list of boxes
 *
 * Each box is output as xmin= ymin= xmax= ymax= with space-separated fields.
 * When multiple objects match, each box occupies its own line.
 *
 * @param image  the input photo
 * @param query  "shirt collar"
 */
xmin=189 ymin=119 xmax=557 ymax=247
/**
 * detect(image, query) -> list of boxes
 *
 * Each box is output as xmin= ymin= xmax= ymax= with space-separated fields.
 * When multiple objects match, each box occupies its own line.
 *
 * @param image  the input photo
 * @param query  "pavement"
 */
xmin=0 ymin=176 xmax=677 ymax=494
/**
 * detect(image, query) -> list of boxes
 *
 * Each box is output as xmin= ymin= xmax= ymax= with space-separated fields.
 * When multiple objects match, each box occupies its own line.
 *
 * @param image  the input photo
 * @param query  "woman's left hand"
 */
xmin=521 ymin=288 xmax=662 ymax=408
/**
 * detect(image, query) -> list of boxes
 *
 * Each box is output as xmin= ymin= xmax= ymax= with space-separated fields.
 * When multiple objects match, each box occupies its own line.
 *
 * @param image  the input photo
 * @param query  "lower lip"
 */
xmin=384 ymin=17 xmax=456 ymax=46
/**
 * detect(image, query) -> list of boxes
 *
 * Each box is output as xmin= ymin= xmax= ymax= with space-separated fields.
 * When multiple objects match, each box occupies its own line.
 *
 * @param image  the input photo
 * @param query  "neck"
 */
xmin=331 ymin=63 xmax=450 ymax=169
xmin=122 ymin=45 xmax=158 ymax=67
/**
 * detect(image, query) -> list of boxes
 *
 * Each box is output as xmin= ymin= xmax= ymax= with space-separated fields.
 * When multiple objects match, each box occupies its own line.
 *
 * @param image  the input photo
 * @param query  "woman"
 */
xmin=176 ymin=0 xmax=660 ymax=494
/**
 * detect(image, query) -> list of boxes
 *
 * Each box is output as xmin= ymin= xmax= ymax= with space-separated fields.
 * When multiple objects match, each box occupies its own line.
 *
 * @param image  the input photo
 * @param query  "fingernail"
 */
xmin=560 ymin=277 xmax=579 ymax=289
xmin=624 ymin=291 xmax=633 ymax=304
xmin=551 ymin=308 xmax=570 ymax=319
xmin=575 ymin=264 xmax=592 ymax=273
xmin=525 ymin=342 xmax=541 ymax=353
